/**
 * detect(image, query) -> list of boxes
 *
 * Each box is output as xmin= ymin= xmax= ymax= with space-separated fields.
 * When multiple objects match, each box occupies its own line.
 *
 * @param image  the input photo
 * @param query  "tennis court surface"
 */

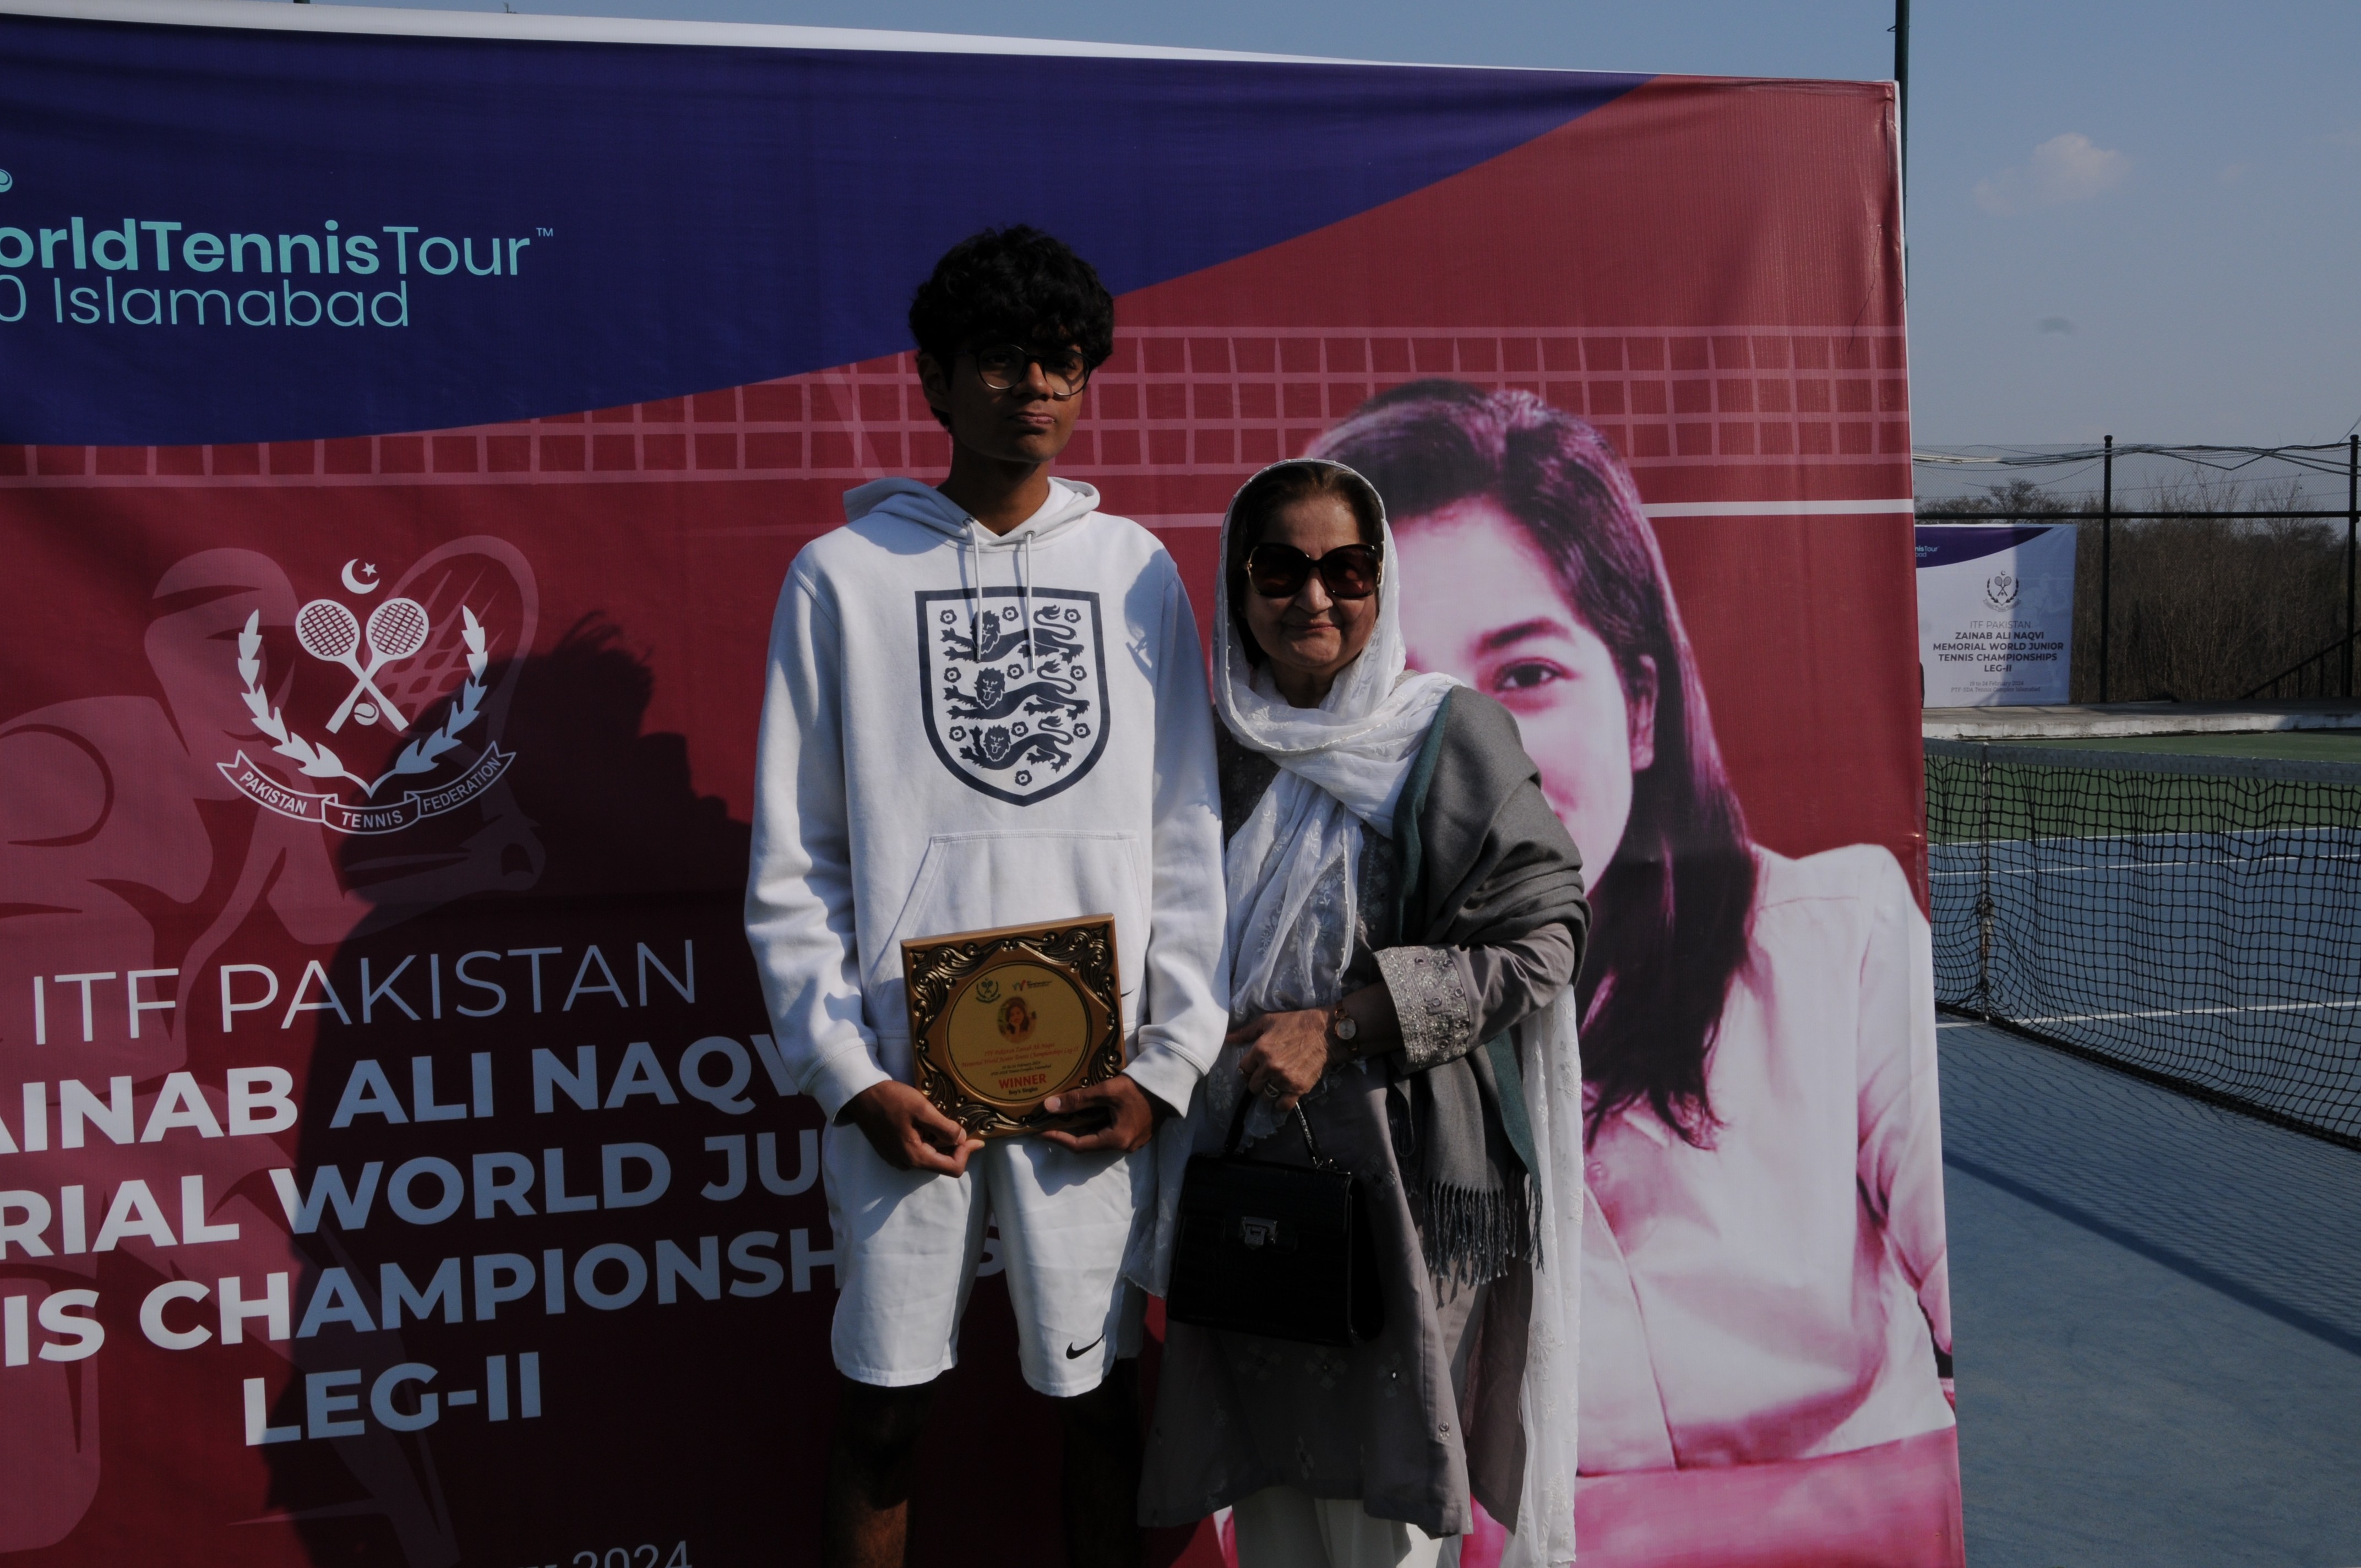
xmin=1929 ymin=729 xmax=2361 ymax=1564
xmin=1941 ymin=1016 xmax=2361 ymax=1567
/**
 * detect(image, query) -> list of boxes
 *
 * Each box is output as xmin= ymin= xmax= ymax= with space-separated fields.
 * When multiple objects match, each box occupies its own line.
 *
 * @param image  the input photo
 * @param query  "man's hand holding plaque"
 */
xmin=1037 ymin=1075 xmax=1158 ymax=1154
xmin=840 ymin=1081 xmax=986 ymax=1175
xmin=900 ymin=914 xmax=1131 ymax=1145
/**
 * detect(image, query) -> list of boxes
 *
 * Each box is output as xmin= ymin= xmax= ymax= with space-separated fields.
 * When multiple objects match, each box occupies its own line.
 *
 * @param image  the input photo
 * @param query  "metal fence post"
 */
xmin=1976 ymin=744 xmax=1994 ymax=1012
xmin=2099 ymin=434 xmax=2114 ymax=703
xmin=2347 ymin=433 xmax=2357 ymax=699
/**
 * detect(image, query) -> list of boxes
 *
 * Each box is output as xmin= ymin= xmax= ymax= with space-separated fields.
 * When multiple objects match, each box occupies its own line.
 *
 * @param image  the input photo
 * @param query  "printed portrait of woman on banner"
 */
xmin=1314 ymin=382 xmax=1961 ymax=1565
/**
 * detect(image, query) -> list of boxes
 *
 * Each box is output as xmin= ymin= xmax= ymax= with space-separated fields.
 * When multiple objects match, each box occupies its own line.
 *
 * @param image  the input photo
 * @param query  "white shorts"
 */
xmin=823 ymin=1121 xmax=1150 ymax=1397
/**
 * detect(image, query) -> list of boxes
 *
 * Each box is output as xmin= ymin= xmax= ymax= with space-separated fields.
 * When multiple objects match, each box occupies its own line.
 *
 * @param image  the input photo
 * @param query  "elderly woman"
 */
xmin=1134 ymin=458 xmax=1590 ymax=1568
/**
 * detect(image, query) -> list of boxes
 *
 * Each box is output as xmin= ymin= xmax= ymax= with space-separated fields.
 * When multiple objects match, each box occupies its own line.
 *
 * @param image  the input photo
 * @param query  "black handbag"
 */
xmin=1163 ymin=1098 xmax=1384 ymax=1347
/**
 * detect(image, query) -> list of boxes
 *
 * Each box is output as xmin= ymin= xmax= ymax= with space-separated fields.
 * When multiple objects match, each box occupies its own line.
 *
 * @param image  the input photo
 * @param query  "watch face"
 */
xmin=1335 ymin=1015 xmax=1358 ymax=1041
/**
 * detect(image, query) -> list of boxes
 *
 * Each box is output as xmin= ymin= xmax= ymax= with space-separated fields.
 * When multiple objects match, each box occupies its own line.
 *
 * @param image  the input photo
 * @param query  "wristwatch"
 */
xmin=1328 ymin=1000 xmax=1359 ymax=1057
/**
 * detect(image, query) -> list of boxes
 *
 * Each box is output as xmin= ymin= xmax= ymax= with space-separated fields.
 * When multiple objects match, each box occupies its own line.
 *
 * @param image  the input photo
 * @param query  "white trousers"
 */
xmin=1231 ymin=1488 xmax=1461 ymax=1568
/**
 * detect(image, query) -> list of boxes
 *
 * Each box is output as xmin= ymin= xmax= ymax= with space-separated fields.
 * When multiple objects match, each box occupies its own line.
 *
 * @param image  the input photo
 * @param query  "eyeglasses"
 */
xmin=1243 ymin=541 xmax=1384 ymax=600
xmin=971 ymin=344 xmax=1091 ymax=399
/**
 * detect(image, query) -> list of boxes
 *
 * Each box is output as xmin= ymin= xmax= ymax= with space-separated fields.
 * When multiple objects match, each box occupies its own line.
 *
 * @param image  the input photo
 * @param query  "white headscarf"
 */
xmin=1131 ymin=458 xmax=1585 ymax=1568
xmin=1211 ymin=460 xmax=1460 ymax=836
xmin=1214 ymin=459 xmax=1460 ymax=1049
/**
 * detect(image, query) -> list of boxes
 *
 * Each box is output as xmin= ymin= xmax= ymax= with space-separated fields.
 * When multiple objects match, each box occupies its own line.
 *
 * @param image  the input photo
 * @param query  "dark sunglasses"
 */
xmin=1243 ymin=541 xmax=1384 ymax=600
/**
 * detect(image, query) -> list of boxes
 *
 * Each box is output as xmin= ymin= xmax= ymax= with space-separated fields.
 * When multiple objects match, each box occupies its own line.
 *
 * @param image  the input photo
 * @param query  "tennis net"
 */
xmin=1925 ymin=739 xmax=2361 ymax=1147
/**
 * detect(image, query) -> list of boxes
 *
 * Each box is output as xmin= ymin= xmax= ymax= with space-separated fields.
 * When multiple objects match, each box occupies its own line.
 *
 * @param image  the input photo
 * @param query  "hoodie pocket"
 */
xmin=866 ymin=830 xmax=1149 ymax=1042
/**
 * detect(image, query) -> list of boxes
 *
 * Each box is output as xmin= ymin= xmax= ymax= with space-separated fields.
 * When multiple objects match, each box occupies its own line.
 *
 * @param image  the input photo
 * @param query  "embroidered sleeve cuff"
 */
xmin=1122 ymin=1039 xmax=1201 ymax=1120
xmin=806 ymin=1045 xmax=891 ymax=1124
xmin=1377 ymin=945 xmax=1478 ymax=1071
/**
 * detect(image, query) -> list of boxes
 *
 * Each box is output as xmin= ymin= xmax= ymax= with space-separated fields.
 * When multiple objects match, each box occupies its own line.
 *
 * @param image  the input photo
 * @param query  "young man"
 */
xmin=745 ymin=227 xmax=1227 ymax=1568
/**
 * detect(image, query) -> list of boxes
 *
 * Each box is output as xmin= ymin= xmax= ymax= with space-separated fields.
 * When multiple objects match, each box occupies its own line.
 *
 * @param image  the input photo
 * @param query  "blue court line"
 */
xmin=1943 ymin=1151 xmax=2361 ymax=1362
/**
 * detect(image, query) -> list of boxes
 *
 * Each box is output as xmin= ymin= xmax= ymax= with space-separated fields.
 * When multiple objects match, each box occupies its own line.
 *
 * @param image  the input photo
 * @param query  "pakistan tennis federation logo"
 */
xmin=1984 ymin=570 xmax=2020 ymax=608
xmin=216 ymin=562 xmax=516 ymax=834
xmin=918 ymin=587 xmax=1108 ymax=806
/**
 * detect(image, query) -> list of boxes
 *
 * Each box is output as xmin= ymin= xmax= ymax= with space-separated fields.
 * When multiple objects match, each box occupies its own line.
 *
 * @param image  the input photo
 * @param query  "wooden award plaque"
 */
xmin=900 ymin=914 xmax=1124 ymax=1139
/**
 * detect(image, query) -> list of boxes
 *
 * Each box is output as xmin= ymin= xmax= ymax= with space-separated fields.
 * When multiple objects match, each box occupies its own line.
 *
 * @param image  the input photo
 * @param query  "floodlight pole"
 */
xmin=2346 ymin=433 xmax=2357 ymax=699
xmin=2099 ymin=434 xmax=2114 ymax=704
xmin=1895 ymin=0 xmax=1910 ymax=184
xmin=1894 ymin=0 xmax=1910 ymax=283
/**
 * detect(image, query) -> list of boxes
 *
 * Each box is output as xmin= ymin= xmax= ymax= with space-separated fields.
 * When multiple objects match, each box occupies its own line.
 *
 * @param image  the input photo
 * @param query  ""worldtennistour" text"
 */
xmin=0 ymin=216 xmax=546 ymax=329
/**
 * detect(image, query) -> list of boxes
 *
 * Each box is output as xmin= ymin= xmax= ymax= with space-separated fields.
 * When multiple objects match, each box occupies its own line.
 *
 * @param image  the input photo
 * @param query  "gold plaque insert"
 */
xmin=901 ymin=915 xmax=1122 ymax=1139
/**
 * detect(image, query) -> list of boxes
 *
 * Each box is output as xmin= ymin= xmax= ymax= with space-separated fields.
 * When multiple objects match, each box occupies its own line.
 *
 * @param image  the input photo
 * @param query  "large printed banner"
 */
xmin=0 ymin=4 xmax=1959 ymax=1564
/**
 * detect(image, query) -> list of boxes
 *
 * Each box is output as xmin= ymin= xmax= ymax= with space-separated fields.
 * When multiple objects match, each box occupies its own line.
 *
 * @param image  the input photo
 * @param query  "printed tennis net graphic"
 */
xmin=1927 ymin=740 xmax=2361 ymax=1146
xmin=0 ymin=328 xmax=1908 ymax=487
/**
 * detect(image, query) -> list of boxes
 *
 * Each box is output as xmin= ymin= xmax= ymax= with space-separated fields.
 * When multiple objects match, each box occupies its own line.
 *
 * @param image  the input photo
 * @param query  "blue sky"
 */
xmin=315 ymin=0 xmax=2361 ymax=449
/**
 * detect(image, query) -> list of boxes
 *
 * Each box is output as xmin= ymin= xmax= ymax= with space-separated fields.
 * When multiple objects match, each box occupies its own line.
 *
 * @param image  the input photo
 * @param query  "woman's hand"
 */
xmin=1228 ymin=1009 xmax=1334 ymax=1112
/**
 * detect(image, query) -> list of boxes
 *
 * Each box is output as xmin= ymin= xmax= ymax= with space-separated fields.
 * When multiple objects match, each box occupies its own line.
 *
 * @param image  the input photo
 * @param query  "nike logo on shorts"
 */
xmin=1065 ymin=1335 xmax=1105 ymax=1360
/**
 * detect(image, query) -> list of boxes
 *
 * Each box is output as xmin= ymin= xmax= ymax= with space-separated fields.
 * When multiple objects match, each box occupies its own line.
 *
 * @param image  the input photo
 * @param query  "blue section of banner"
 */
xmin=1914 ymin=525 xmax=2065 ymax=569
xmin=0 ymin=14 xmax=1643 ymax=447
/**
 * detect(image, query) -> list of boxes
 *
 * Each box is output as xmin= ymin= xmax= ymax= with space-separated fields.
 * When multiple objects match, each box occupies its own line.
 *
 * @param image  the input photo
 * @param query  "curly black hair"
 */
xmin=907 ymin=226 xmax=1116 ymax=375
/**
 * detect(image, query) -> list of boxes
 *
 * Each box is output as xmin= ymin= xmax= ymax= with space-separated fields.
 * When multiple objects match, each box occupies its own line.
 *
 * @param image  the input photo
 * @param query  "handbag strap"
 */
xmin=1222 ymin=1092 xmax=1335 ymax=1169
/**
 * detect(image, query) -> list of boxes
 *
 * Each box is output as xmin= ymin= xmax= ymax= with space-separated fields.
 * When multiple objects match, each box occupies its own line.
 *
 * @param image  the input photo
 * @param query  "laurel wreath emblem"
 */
xmin=236 ymin=606 xmax=490 ymax=798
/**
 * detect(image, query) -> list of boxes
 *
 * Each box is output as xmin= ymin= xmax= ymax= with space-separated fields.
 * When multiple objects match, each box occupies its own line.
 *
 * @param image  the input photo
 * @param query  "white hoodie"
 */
xmin=745 ymin=476 xmax=1228 ymax=1123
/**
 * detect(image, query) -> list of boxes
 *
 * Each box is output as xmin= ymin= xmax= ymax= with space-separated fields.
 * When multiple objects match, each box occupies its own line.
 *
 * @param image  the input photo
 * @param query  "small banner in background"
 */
xmin=1917 ymin=524 xmax=2079 ymax=706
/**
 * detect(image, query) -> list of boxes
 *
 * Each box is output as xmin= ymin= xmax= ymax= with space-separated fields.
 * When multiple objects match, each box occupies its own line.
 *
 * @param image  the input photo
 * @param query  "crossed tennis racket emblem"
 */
xmin=294 ymin=595 xmax=431 ymax=733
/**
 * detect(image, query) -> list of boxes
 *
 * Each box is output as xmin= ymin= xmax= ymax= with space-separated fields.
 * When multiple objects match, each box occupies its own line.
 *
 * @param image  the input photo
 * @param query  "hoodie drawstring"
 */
xmin=947 ymin=497 xmax=1053 ymax=668
xmin=957 ymin=529 xmax=978 ymax=653
xmin=1020 ymin=532 xmax=1036 ymax=670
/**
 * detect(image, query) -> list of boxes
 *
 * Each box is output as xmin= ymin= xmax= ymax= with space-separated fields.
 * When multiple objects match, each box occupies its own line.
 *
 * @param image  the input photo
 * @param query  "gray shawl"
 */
xmin=1223 ymin=686 xmax=1589 ymax=1287
xmin=1149 ymin=686 xmax=1589 ymax=1538
xmin=1392 ymin=688 xmax=1588 ymax=1286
